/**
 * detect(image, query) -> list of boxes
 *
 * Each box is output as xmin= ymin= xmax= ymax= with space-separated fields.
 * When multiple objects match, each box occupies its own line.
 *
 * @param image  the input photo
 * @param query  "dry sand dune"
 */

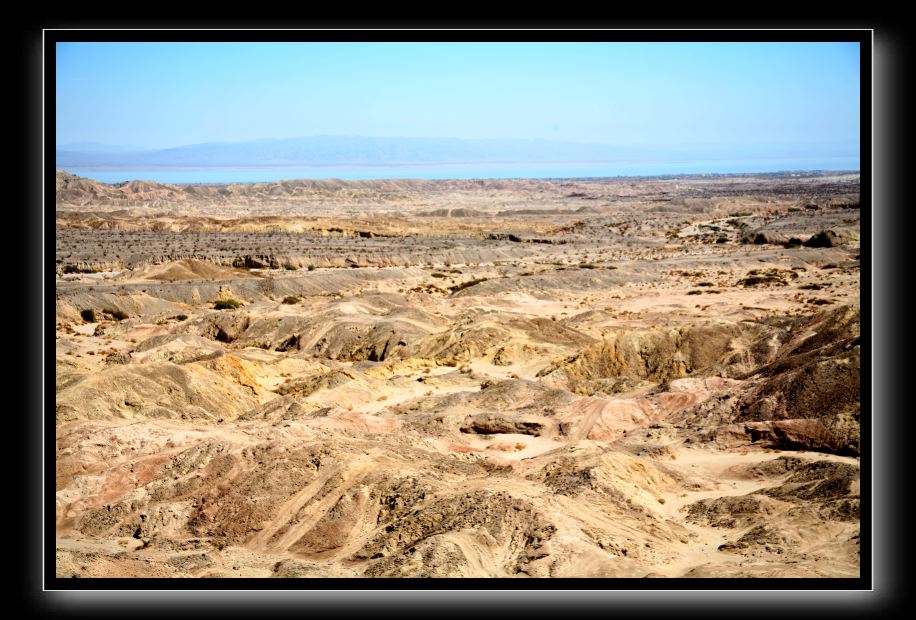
xmin=55 ymin=171 xmax=861 ymax=578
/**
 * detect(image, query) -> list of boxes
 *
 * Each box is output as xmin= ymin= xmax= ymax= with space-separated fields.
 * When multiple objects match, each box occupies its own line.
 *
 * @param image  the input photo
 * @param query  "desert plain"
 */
xmin=54 ymin=170 xmax=862 ymax=578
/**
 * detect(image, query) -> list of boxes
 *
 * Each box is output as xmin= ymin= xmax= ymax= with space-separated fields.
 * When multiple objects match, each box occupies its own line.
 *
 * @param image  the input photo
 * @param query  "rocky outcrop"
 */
xmin=202 ymin=312 xmax=250 ymax=343
xmin=459 ymin=414 xmax=545 ymax=436
xmin=537 ymin=322 xmax=767 ymax=395
xmin=803 ymin=230 xmax=840 ymax=248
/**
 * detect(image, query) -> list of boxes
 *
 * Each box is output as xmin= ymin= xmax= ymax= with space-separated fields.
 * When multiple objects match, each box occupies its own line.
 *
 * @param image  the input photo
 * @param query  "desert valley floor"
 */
xmin=54 ymin=171 xmax=861 ymax=578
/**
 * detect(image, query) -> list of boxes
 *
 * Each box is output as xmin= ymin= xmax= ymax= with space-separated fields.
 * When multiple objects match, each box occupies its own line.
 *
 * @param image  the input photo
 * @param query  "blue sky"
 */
xmin=56 ymin=41 xmax=860 ymax=158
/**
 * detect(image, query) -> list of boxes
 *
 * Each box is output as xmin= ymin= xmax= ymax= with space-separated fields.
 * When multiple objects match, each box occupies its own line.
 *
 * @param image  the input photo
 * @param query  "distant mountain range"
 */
xmin=55 ymin=136 xmax=687 ymax=168
xmin=56 ymin=135 xmax=859 ymax=170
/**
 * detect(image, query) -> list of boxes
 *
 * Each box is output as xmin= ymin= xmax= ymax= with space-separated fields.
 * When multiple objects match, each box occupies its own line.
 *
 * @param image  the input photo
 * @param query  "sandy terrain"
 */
xmin=54 ymin=171 xmax=861 ymax=578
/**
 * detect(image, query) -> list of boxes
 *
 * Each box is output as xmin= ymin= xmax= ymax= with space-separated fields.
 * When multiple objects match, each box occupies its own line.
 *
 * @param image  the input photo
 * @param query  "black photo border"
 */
xmin=14 ymin=20 xmax=909 ymax=616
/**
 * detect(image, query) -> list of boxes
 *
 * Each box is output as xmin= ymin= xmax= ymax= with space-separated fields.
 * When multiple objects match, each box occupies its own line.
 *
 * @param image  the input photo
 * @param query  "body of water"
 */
xmin=62 ymin=158 xmax=860 ymax=184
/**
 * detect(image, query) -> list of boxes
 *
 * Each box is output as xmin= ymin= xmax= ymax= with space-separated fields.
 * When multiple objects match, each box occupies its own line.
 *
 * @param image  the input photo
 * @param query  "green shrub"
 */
xmin=214 ymin=299 xmax=241 ymax=310
xmin=282 ymin=296 xmax=301 ymax=305
xmin=307 ymin=263 xmax=316 ymax=271
xmin=283 ymin=263 xmax=298 ymax=271
xmin=80 ymin=309 xmax=96 ymax=322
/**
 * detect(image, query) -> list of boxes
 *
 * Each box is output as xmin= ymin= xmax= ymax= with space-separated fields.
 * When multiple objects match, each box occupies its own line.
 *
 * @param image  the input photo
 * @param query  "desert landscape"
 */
xmin=54 ymin=170 xmax=861 ymax=578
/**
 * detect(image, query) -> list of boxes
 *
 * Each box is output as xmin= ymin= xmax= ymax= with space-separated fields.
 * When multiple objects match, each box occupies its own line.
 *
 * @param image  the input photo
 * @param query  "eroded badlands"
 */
xmin=55 ymin=171 xmax=861 ymax=578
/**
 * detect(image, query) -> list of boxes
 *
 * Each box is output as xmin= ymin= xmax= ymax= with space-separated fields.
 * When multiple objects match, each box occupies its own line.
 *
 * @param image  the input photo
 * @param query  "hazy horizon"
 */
xmin=57 ymin=41 xmax=860 ymax=170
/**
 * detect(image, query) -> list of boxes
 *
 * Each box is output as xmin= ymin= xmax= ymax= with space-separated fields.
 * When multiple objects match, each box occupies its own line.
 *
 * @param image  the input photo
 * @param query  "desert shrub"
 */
xmin=307 ymin=263 xmax=316 ymax=271
xmin=80 ymin=309 xmax=96 ymax=322
xmin=282 ymin=296 xmax=301 ymax=305
xmin=739 ymin=275 xmax=786 ymax=287
xmin=431 ymin=272 xmax=448 ymax=278
xmin=283 ymin=263 xmax=298 ymax=271
xmin=173 ymin=314 xmax=188 ymax=321
xmin=214 ymin=299 xmax=241 ymax=310
xmin=449 ymin=277 xmax=489 ymax=294
xmin=64 ymin=265 xmax=99 ymax=274
xmin=103 ymin=308 xmax=128 ymax=320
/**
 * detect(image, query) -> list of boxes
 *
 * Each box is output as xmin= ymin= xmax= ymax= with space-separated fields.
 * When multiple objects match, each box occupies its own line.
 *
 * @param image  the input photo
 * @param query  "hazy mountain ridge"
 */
xmin=55 ymin=136 xmax=682 ymax=168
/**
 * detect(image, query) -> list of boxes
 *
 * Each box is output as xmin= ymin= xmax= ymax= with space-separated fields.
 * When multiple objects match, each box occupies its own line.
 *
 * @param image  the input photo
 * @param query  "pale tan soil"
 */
xmin=55 ymin=172 xmax=861 ymax=578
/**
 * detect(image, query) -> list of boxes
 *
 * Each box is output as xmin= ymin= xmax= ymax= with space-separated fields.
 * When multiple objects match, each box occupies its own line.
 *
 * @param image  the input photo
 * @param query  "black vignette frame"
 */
xmin=12 ymin=17 xmax=911 ymax=617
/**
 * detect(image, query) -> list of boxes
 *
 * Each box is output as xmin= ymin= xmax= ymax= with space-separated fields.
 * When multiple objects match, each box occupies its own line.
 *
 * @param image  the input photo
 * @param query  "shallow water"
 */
xmin=62 ymin=158 xmax=859 ymax=184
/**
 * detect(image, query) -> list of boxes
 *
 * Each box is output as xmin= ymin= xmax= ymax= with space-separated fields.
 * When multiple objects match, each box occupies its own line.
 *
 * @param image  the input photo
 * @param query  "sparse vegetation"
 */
xmin=214 ymin=299 xmax=241 ymax=310
xmin=64 ymin=265 xmax=99 ymax=274
xmin=449 ymin=277 xmax=489 ymax=294
xmin=80 ymin=309 xmax=96 ymax=322
xmin=282 ymin=296 xmax=301 ymax=304
xmin=283 ymin=263 xmax=298 ymax=270
xmin=102 ymin=308 xmax=128 ymax=321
